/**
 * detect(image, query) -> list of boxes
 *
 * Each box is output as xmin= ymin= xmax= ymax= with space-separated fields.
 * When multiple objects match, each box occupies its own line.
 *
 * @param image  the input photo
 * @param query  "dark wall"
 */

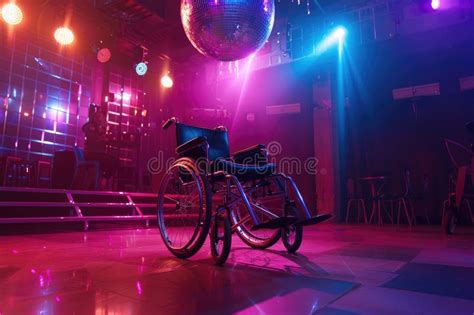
xmin=230 ymin=63 xmax=317 ymax=206
xmin=344 ymin=21 xmax=474 ymax=222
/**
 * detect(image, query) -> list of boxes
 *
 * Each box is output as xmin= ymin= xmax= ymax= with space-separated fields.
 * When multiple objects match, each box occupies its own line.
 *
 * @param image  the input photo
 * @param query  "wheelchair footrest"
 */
xmin=251 ymin=216 xmax=297 ymax=231
xmin=295 ymin=214 xmax=332 ymax=227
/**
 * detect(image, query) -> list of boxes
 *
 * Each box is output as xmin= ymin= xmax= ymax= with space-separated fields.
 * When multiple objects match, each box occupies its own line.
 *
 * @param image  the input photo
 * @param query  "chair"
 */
xmin=36 ymin=160 xmax=52 ymax=188
xmin=156 ymin=117 xmax=332 ymax=265
xmin=441 ymin=139 xmax=474 ymax=226
xmin=441 ymin=166 xmax=474 ymax=227
xmin=394 ymin=170 xmax=417 ymax=226
xmin=52 ymin=148 xmax=100 ymax=190
xmin=389 ymin=169 xmax=431 ymax=226
xmin=72 ymin=147 xmax=100 ymax=190
xmin=360 ymin=175 xmax=393 ymax=225
xmin=345 ymin=178 xmax=368 ymax=224
xmin=442 ymin=195 xmax=474 ymax=227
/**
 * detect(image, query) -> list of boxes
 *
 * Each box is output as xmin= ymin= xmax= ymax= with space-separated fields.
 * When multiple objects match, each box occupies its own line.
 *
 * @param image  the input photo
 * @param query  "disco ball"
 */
xmin=181 ymin=0 xmax=275 ymax=61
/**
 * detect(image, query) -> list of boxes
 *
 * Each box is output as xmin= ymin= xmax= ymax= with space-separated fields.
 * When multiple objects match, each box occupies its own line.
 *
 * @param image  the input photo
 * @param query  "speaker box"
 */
xmin=52 ymin=150 xmax=76 ymax=189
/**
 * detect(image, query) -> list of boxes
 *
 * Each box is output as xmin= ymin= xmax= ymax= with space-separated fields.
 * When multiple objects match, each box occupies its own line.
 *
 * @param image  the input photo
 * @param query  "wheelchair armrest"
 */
xmin=176 ymin=136 xmax=209 ymax=158
xmin=162 ymin=117 xmax=178 ymax=130
xmin=232 ymin=144 xmax=268 ymax=165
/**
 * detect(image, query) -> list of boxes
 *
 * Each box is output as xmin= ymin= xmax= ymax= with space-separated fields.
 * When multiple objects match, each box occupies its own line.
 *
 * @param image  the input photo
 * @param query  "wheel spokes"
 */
xmin=159 ymin=163 xmax=204 ymax=250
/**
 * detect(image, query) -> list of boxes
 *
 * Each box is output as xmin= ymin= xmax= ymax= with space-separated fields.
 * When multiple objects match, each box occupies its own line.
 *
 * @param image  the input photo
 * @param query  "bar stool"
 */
xmin=393 ymin=170 xmax=422 ymax=227
xmin=345 ymin=178 xmax=368 ymax=224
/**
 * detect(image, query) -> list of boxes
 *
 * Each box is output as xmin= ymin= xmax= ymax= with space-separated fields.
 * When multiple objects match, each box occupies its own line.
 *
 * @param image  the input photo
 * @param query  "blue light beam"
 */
xmin=314 ymin=26 xmax=347 ymax=56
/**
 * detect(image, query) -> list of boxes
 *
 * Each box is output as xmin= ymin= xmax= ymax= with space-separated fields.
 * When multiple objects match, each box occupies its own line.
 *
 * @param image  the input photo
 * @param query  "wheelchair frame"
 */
xmin=157 ymin=118 xmax=331 ymax=265
xmin=216 ymin=173 xmax=313 ymax=229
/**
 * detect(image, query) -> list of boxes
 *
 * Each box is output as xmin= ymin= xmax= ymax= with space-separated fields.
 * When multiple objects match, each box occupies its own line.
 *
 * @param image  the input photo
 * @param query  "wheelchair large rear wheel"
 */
xmin=231 ymin=204 xmax=281 ymax=249
xmin=230 ymin=180 xmax=285 ymax=249
xmin=157 ymin=158 xmax=211 ymax=259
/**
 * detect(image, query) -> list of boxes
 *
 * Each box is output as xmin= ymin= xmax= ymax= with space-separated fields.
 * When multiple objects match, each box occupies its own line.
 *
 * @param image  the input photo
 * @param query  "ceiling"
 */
xmin=20 ymin=0 xmax=189 ymax=63
xmin=20 ymin=0 xmax=377 ymax=64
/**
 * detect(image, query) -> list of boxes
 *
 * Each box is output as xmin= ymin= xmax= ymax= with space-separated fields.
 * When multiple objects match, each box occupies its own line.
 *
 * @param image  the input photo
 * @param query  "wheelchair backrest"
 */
xmin=176 ymin=123 xmax=230 ymax=161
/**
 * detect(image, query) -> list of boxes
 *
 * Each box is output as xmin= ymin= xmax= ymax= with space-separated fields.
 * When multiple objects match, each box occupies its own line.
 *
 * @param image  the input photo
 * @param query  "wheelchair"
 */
xmin=157 ymin=118 xmax=332 ymax=265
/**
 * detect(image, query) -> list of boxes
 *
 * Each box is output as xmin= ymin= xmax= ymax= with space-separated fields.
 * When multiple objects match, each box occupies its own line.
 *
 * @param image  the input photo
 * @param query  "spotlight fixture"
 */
xmin=135 ymin=46 xmax=149 ymax=76
xmin=97 ymin=47 xmax=111 ymax=63
xmin=314 ymin=26 xmax=347 ymax=55
xmin=419 ymin=0 xmax=440 ymax=11
xmin=1 ymin=3 xmax=23 ymax=26
xmin=135 ymin=62 xmax=148 ymax=76
xmin=334 ymin=27 xmax=347 ymax=39
xmin=92 ymin=40 xmax=111 ymax=63
xmin=161 ymin=73 xmax=173 ymax=89
xmin=54 ymin=27 xmax=74 ymax=45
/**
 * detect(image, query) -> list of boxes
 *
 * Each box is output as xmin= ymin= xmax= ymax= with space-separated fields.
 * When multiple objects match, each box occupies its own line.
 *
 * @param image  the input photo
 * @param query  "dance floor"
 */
xmin=1 ymin=224 xmax=473 ymax=314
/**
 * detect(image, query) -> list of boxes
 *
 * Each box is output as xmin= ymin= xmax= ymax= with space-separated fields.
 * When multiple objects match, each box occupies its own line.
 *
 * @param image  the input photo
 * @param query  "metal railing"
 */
xmin=0 ymin=187 xmax=157 ymax=231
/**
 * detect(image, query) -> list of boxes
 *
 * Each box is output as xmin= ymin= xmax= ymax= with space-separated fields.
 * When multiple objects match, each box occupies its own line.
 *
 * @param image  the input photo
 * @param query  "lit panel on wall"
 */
xmin=0 ymin=36 xmax=92 ymax=160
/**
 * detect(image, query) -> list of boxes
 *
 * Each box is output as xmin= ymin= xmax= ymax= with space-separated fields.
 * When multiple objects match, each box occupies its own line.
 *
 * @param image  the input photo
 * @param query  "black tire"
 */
xmin=231 ymin=204 xmax=281 ymax=249
xmin=210 ymin=210 xmax=232 ymax=266
xmin=444 ymin=207 xmax=457 ymax=235
xmin=157 ymin=158 xmax=212 ymax=259
xmin=282 ymin=206 xmax=303 ymax=253
xmin=230 ymin=178 xmax=285 ymax=249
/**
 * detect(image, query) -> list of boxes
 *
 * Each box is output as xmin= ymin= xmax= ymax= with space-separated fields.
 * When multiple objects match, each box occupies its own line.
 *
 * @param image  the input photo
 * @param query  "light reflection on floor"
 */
xmin=0 ymin=224 xmax=473 ymax=314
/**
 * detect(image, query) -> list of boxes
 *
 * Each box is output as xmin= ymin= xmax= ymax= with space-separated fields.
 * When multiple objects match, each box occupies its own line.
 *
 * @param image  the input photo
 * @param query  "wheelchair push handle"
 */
xmin=162 ymin=117 xmax=178 ymax=130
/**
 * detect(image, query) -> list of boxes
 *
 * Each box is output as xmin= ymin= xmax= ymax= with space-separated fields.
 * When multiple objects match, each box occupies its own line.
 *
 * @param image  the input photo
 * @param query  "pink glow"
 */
xmin=115 ymin=92 xmax=131 ymax=103
xmin=232 ymin=53 xmax=256 ymax=130
xmin=136 ymin=281 xmax=143 ymax=295
xmin=431 ymin=0 xmax=440 ymax=10
xmin=55 ymin=296 xmax=61 ymax=303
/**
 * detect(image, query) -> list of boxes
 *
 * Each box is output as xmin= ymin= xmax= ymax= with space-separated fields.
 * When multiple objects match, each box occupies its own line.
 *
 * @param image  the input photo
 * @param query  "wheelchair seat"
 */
xmin=175 ymin=122 xmax=277 ymax=180
xmin=214 ymin=159 xmax=276 ymax=180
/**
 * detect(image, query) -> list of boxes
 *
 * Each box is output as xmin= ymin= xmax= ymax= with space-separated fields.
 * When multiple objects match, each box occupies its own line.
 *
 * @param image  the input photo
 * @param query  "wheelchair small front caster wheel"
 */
xmin=210 ymin=210 xmax=232 ymax=265
xmin=282 ymin=206 xmax=303 ymax=253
